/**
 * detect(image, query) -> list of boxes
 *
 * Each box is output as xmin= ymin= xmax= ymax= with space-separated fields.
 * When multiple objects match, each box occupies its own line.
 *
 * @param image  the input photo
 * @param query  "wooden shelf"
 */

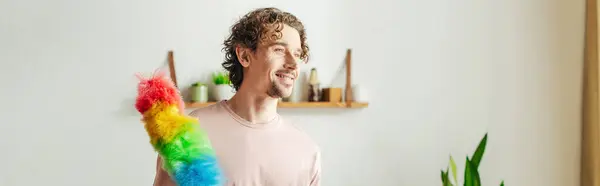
xmin=185 ymin=102 xmax=369 ymax=109
xmin=279 ymin=102 xmax=368 ymax=108
xmin=185 ymin=102 xmax=216 ymax=108
xmin=170 ymin=48 xmax=369 ymax=111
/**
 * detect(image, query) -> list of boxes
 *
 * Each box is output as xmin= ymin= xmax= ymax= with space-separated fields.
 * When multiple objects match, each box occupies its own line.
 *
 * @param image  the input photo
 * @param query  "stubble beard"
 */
xmin=267 ymin=81 xmax=283 ymax=98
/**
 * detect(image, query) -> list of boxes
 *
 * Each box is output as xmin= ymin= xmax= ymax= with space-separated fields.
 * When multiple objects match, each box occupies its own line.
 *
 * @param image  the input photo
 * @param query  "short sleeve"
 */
xmin=310 ymin=150 xmax=321 ymax=186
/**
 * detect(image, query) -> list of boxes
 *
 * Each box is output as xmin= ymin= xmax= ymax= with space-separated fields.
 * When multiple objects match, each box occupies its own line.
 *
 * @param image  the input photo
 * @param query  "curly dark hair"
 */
xmin=221 ymin=7 xmax=310 ymax=91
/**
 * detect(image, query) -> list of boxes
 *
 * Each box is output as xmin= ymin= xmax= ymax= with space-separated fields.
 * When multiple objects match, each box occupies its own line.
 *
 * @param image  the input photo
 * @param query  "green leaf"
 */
xmin=464 ymin=157 xmax=473 ymax=186
xmin=441 ymin=170 xmax=445 ymax=185
xmin=500 ymin=180 xmax=504 ymax=186
xmin=468 ymin=157 xmax=481 ymax=186
xmin=212 ymin=71 xmax=231 ymax=85
xmin=441 ymin=169 xmax=453 ymax=186
xmin=471 ymin=133 xmax=488 ymax=169
xmin=449 ymin=155 xmax=458 ymax=184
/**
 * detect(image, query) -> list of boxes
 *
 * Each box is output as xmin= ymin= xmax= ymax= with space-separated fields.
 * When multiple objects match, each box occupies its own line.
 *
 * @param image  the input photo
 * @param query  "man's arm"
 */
xmin=153 ymin=155 xmax=177 ymax=186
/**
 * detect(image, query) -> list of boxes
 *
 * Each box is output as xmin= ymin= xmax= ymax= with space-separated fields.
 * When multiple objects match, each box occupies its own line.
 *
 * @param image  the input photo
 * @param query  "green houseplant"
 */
xmin=212 ymin=71 xmax=234 ymax=101
xmin=441 ymin=133 xmax=505 ymax=186
xmin=212 ymin=71 xmax=231 ymax=85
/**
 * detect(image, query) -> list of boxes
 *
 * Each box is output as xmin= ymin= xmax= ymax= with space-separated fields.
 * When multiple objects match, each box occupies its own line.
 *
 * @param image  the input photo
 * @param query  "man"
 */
xmin=153 ymin=7 xmax=321 ymax=186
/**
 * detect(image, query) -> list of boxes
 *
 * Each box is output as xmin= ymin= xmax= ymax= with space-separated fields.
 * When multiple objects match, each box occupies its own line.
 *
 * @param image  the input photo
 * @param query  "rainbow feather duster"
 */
xmin=134 ymin=70 xmax=223 ymax=186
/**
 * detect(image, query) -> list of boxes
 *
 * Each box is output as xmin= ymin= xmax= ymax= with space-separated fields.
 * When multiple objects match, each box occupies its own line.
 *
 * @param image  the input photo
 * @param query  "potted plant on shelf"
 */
xmin=440 ymin=133 xmax=505 ymax=186
xmin=212 ymin=71 xmax=234 ymax=101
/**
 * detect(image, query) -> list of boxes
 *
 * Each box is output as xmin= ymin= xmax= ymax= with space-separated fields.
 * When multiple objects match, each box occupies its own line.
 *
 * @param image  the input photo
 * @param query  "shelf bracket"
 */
xmin=167 ymin=50 xmax=179 ymax=88
xmin=344 ymin=49 xmax=353 ymax=108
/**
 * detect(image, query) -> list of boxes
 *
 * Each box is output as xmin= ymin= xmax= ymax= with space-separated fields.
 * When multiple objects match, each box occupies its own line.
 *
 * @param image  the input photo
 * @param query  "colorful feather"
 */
xmin=135 ymin=70 xmax=223 ymax=186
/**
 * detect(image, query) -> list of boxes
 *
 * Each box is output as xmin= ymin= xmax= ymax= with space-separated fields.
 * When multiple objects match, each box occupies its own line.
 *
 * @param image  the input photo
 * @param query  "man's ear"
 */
xmin=235 ymin=46 xmax=251 ymax=68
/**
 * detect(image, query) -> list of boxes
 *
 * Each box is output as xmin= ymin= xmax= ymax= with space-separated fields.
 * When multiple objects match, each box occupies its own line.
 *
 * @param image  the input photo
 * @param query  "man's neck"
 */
xmin=225 ymin=87 xmax=279 ymax=124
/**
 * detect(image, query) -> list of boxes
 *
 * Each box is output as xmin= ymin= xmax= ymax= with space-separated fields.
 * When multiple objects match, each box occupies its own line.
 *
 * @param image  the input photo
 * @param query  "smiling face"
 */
xmin=236 ymin=24 xmax=304 ymax=98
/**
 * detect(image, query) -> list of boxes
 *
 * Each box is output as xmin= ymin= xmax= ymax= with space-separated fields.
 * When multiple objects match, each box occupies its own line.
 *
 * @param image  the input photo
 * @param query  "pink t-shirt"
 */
xmin=153 ymin=101 xmax=321 ymax=186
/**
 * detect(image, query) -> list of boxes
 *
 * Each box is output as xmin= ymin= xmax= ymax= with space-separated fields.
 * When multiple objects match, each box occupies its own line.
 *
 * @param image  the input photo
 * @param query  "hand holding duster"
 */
xmin=134 ymin=70 xmax=223 ymax=186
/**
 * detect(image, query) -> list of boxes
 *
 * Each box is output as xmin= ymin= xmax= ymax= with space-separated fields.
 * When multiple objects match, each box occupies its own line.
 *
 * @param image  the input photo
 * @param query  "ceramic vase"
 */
xmin=352 ymin=85 xmax=368 ymax=102
xmin=190 ymin=84 xmax=208 ymax=103
xmin=213 ymin=84 xmax=235 ymax=101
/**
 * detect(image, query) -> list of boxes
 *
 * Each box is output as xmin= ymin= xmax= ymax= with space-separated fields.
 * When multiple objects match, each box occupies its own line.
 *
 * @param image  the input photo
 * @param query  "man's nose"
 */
xmin=284 ymin=52 xmax=298 ymax=69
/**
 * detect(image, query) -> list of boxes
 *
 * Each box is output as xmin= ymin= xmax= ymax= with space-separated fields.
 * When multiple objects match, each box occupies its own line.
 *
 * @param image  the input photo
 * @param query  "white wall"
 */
xmin=0 ymin=0 xmax=584 ymax=185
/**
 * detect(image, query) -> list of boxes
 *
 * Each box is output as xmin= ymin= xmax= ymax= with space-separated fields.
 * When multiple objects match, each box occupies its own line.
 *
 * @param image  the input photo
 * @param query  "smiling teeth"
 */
xmin=277 ymin=74 xmax=293 ymax=80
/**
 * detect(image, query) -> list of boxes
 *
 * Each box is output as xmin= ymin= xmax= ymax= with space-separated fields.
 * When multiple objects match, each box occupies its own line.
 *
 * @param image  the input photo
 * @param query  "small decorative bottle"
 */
xmin=308 ymin=68 xmax=321 ymax=102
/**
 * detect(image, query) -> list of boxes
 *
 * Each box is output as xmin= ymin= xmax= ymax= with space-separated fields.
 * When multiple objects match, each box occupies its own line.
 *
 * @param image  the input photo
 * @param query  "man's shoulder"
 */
xmin=187 ymin=102 xmax=223 ymax=117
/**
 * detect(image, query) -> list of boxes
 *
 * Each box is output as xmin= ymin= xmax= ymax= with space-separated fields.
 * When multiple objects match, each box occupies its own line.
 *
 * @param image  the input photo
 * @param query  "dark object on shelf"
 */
xmin=322 ymin=88 xmax=342 ymax=102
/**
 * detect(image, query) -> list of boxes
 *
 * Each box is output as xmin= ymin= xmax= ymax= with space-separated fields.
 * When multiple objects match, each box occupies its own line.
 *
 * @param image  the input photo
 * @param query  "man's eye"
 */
xmin=274 ymin=48 xmax=284 ymax=52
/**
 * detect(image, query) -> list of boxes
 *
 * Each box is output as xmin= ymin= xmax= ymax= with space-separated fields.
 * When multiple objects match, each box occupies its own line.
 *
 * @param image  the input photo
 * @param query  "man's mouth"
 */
xmin=275 ymin=71 xmax=295 ymax=86
xmin=275 ymin=73 xmax=294 ymax=80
